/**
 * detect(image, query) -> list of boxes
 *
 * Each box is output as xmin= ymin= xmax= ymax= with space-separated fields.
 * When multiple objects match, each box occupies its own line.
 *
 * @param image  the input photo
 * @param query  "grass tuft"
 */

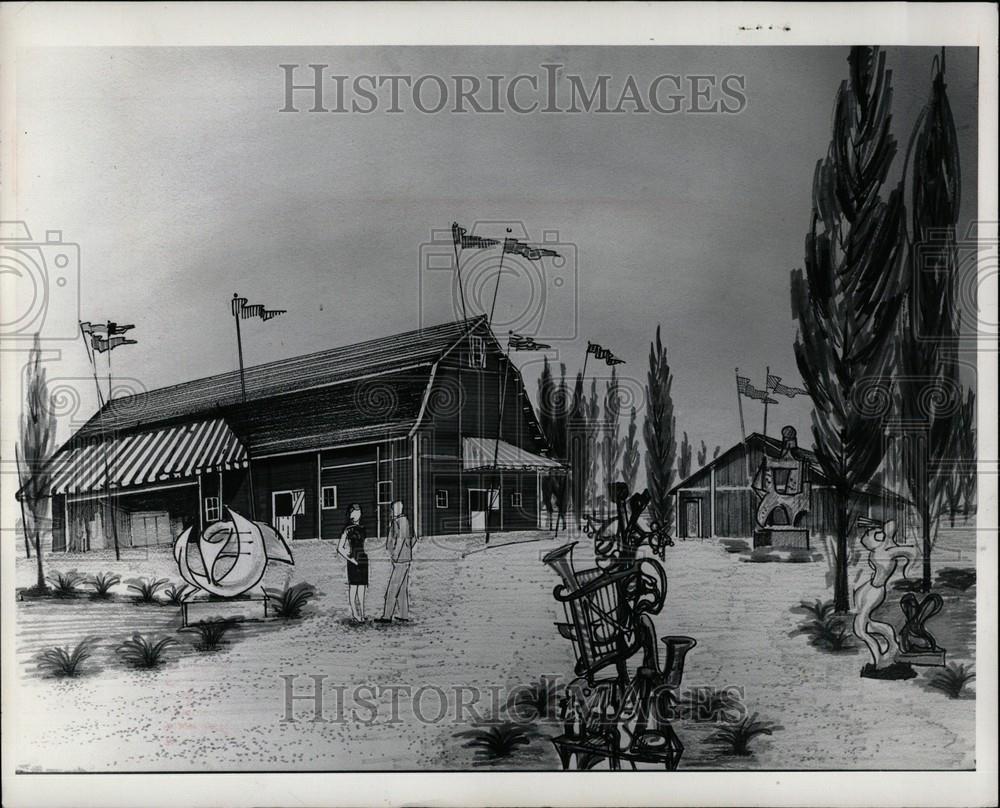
xmin=127 ymin=577 xmax=170 ymax=604
xmin=87 ymin=572 xmax=121 ymax=599
xmin=506 ymin=676 xmax=559 ymax=722
xmin=793 ymin=599 xmax=855 ymax=652
xmin=116 ymin=633 xmax=178 ymax=668
xmin=928 ymin=663 xmax=975 ymax=698
xmin=181 ymin=619 xmax=237 ymax=651
xmin=163 ymin=583 xmax=194 ymax=606
xmin=46 ymin=571 xmax=85 ymax=598
xmin=705 ymin=712 xmax=782 ymax=757
xmin=36 ymin=637 xmax=101 ymax=677
xmin=264 ymin=582 xmax=316 ymax=619
xmin=453 ymin=721 xmax=540 ymax=763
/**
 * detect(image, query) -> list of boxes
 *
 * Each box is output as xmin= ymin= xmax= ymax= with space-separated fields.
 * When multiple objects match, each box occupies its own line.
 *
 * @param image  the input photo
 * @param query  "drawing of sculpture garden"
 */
xmin=6 ymin=43 xmax=980 ymax=773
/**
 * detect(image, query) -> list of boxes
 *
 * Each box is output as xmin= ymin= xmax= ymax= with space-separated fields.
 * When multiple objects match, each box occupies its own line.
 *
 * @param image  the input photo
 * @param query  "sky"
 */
xmin=8 ymin=45 xmax=979 ymax=453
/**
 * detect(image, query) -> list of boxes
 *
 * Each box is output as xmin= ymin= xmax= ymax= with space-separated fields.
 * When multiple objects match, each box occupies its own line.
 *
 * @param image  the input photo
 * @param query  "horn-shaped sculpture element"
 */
xmin=174 ymin=508 xmax=294 ymax=598
xmin=542 ymin=542 xmax=581 ymax=593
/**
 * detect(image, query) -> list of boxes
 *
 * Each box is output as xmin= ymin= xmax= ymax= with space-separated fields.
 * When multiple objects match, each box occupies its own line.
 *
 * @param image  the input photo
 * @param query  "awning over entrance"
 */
xmin=462 ymin=437 xmax=564 ymax=471
xmin=49 ymin=417 xmax=248 ymax=496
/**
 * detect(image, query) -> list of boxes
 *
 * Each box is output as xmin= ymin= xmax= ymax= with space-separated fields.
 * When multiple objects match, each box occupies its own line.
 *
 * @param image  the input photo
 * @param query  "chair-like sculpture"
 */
xmin=543 ymin=484 xmax=695 ymax=771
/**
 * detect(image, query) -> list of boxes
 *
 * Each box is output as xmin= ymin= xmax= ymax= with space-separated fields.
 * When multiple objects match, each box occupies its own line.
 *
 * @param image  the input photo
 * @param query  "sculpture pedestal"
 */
xmin=180 ymin=593 xmax=269 ymax=627
xmin=753 ymin=527 xmax=810 ymax=550
xmin=896 ymin=649 xmax=946 ymax=667
xmin=860 ymin=661 xmax=916 ymax=680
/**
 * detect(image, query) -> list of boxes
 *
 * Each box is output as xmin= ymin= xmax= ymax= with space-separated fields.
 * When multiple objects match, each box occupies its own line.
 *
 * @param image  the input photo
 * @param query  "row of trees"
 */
xmin=792 ymin=46 xmax=975 ymax=610
xmin=537 ymin=325 xmax=712 ymax=535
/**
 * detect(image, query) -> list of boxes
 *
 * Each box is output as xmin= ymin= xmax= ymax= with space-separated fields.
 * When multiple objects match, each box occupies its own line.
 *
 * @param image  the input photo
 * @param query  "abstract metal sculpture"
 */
xmin=174 ymin=508 xmax=294 ymax=598
xmin=751 ymin=425 xmax=811 ymax=549
xmin=544 ymin=483 xmax=695 ymax=770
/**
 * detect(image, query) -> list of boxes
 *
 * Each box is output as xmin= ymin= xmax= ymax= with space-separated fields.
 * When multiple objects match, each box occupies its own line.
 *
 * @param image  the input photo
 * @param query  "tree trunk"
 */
xmin=921 ymin=502 xmax=932 ymax=593
xmin=833 ymin=490 xmax=850 ymax=613
xmin=33 ymin=519 xmax=45 ymax=591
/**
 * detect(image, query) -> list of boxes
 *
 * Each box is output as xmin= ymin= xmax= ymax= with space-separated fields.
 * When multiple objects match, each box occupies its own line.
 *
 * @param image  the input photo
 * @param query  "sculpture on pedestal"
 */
xmin=751 ymin=426 xmax=811 ymax=550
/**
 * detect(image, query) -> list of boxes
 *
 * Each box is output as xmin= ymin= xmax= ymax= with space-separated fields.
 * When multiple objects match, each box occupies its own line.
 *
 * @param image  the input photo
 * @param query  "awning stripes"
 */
xmin=49 ymin=417 xmax=248 ymax=496
xmin=462 ymin=437 xmax=564 ymax=471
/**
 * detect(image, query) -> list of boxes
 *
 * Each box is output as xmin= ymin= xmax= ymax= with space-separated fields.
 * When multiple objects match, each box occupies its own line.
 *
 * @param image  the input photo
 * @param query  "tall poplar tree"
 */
xmin=791 ymin=46 xmax=907 ymax=613
xmin=643 ymin=325 xmax=676 ymax=532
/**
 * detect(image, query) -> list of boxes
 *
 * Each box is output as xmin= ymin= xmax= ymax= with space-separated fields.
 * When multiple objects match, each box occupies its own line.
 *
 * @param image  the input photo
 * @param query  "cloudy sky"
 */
xmin=11 ymin=46 xmax=979 ymax=451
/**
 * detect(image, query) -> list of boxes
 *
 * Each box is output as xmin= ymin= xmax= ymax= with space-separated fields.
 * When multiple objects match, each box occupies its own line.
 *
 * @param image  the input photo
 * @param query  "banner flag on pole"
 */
xmin=232 ymin=296 xmax=286 ymax=322
xmin=737 ymin=374 xmax=778 ymax=404
xmin=509 ymin=333 xmax=551 ymax=351
xmin=91 ymin=334 xmax=137 ymax=353
xmin=452 ymin=223 xmax=499 ymax=250
xmin=766 ymin=373 xmax=807 ymax=398
xmin=503 ymin=238 xmax=560 ymax=261
xmin=586 ymin=341 xmax=624 ymax=365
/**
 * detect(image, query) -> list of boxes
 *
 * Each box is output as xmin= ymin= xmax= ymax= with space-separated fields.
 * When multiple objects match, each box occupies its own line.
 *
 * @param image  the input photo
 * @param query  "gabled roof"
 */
xmin=669 ymin=433 xmax=909 ymax=503
xmin=74 ymin=316 xmax=489 ymax=438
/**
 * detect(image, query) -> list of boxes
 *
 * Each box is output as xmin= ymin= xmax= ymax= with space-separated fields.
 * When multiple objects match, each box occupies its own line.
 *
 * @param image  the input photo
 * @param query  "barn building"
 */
xmin=42 ymin=316 xmax=562 ymax=551
xmin=668 ymin=429 xmax=910 ymax=540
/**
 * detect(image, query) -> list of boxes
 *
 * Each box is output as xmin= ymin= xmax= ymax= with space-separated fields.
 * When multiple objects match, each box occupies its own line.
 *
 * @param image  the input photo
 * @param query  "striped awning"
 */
xmin=49 ymin=417 xmax=248 ymax=496
xmin=463 ymin=437 xmax=564 ymax=471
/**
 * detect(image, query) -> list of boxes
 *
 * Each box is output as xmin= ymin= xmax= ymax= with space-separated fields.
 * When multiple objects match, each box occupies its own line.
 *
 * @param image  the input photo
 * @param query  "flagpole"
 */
xmin=763 ymin=365 xmax=769 ymax=439
xmin=232 ymin=293 xmax=248 ymax=403
xmin=451 ymin=232 xmax=469 ymax=323
xmin=231 ymin=293 xmax=257 ymax=521
xmin=485 ymin=336 xmax=513 ymax=545
xmin=488 ymin=248 xmax=506 ymax=326
xmin=735 ymin=368 xmax=750 ymax=484
xmin=80 ymin=323 xmax=121 ymax=561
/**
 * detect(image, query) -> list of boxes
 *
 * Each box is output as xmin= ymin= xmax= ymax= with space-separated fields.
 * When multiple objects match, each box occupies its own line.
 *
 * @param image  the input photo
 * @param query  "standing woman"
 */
xmin=337 ymin=504 xmax=368 ymax=623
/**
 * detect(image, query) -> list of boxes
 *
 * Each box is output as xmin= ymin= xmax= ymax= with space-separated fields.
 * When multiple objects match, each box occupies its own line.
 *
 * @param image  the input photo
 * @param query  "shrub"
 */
xmin=181 ymin=618 xmax=237 ymax=651
xmin=928 ymin=663 xmax=975 ymax=698
xmin=87 ymin=572 xmax=121 ymax=599
xmin=46 ymin=571 xmax=85 ymax=598
xmin=936 ymin=568 xmax=976 ymax=591
xmin=163 ymin=583 xmax=194 ymax=606
xmin=117 ymin=634 xmax=178 ymax=668
xmin=506 ymin=676 xmax=559 ymax=722
xmin=127 ymin=577 xmax=170 ymax=604
xmin=454 ymin=721 xmax=540 ymax=764
xmin=264 ymin=582 xmax=316 ymax=619
xmin=705 ymin=712 xmax=782 ymax=757
xmin=36 ymin=637 xmax=100 ymax=677
xmin=793 ymin=599 xmax=855 ymax=652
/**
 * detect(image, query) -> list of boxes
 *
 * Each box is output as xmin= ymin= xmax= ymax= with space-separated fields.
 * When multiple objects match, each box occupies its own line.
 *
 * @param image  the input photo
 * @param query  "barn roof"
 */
xmin=73 ymin=316 xmax=488 ymax=439
xmin=669 ymin=433 xmax=909 ymax=503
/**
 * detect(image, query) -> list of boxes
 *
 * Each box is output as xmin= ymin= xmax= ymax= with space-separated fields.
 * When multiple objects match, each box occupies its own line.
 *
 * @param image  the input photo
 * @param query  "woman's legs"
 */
xmin=357 ymin=585 xmax=367 ymax=621
xmin=348 ymin=585 xmax=361 ymax=620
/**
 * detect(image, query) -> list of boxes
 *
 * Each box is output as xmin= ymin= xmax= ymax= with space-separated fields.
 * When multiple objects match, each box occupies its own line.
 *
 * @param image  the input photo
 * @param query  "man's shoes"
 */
xmin=374 ymin=617 xmax=393 ymax=624
xmin=394 ymin=617 xmax=410 ymax=623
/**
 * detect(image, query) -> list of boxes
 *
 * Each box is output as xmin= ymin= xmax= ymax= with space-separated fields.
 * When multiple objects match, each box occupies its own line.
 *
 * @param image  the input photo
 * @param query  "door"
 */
xmin=272 ymin=489 xmax=305 ymax=542
xmin=131 ymin=511 xmax=171 ymax=546
xmin=683 ymin=499 xmax=701 ymax=538
xmin=468 ymin=488 xmax=498 ymax=532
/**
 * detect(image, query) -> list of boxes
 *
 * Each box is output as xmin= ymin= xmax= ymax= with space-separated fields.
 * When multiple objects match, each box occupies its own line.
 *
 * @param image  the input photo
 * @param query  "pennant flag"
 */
xmin=586 ymin=341 xmax=613 ymax=360
xmin=232 ymin=295 xmax=286 ymax=322
xmin=452 ymin=223 xmax=499 ymax=250
xmin=503 ymin=238 xmax=560 ymax=261
xmin=737 ymin=374 xmax=778 ymax=404
xmin=509 ymin=333 xmax=551 ymax=351
xmin=91 ymin=334 xmax=137 ymax=353
xmin=605 ymin=355 xmax=626 ymax=366
xmin=767 ymin=374 xmax=807 ymax=398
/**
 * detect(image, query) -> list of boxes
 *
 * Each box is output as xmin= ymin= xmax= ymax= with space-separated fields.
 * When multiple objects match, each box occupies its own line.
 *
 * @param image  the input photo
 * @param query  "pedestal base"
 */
xmin=181 ymin=594 xmax=269 ymax=627
xmin=753 ymin=527 xmax=810 ymax=550
xmin=896 ymin=649 xmax=947 ymax=667
xmin=860 ymin=661 xmax=917 ymax=680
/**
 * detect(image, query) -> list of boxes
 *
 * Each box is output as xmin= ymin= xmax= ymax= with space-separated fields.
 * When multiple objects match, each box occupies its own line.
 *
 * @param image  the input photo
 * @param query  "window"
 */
xmin=204 ymin=496 xmax=221 ymax=523
xmin=321 ymin=485 xmax=338 ymax=510
xmin=435 ymin=489 xmax=449 ymax=509
xmin=469 ymin=336 xmax=486 ymax=368
xmin=377 ymin=480 xmax=393 ymax=504
xmin=511 ymin=492 xmax=523 ymax=508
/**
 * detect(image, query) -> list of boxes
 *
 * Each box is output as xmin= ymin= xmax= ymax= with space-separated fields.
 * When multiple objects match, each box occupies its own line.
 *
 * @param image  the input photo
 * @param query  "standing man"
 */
xmin=376 ymin=500 xmax=414 ymax=624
